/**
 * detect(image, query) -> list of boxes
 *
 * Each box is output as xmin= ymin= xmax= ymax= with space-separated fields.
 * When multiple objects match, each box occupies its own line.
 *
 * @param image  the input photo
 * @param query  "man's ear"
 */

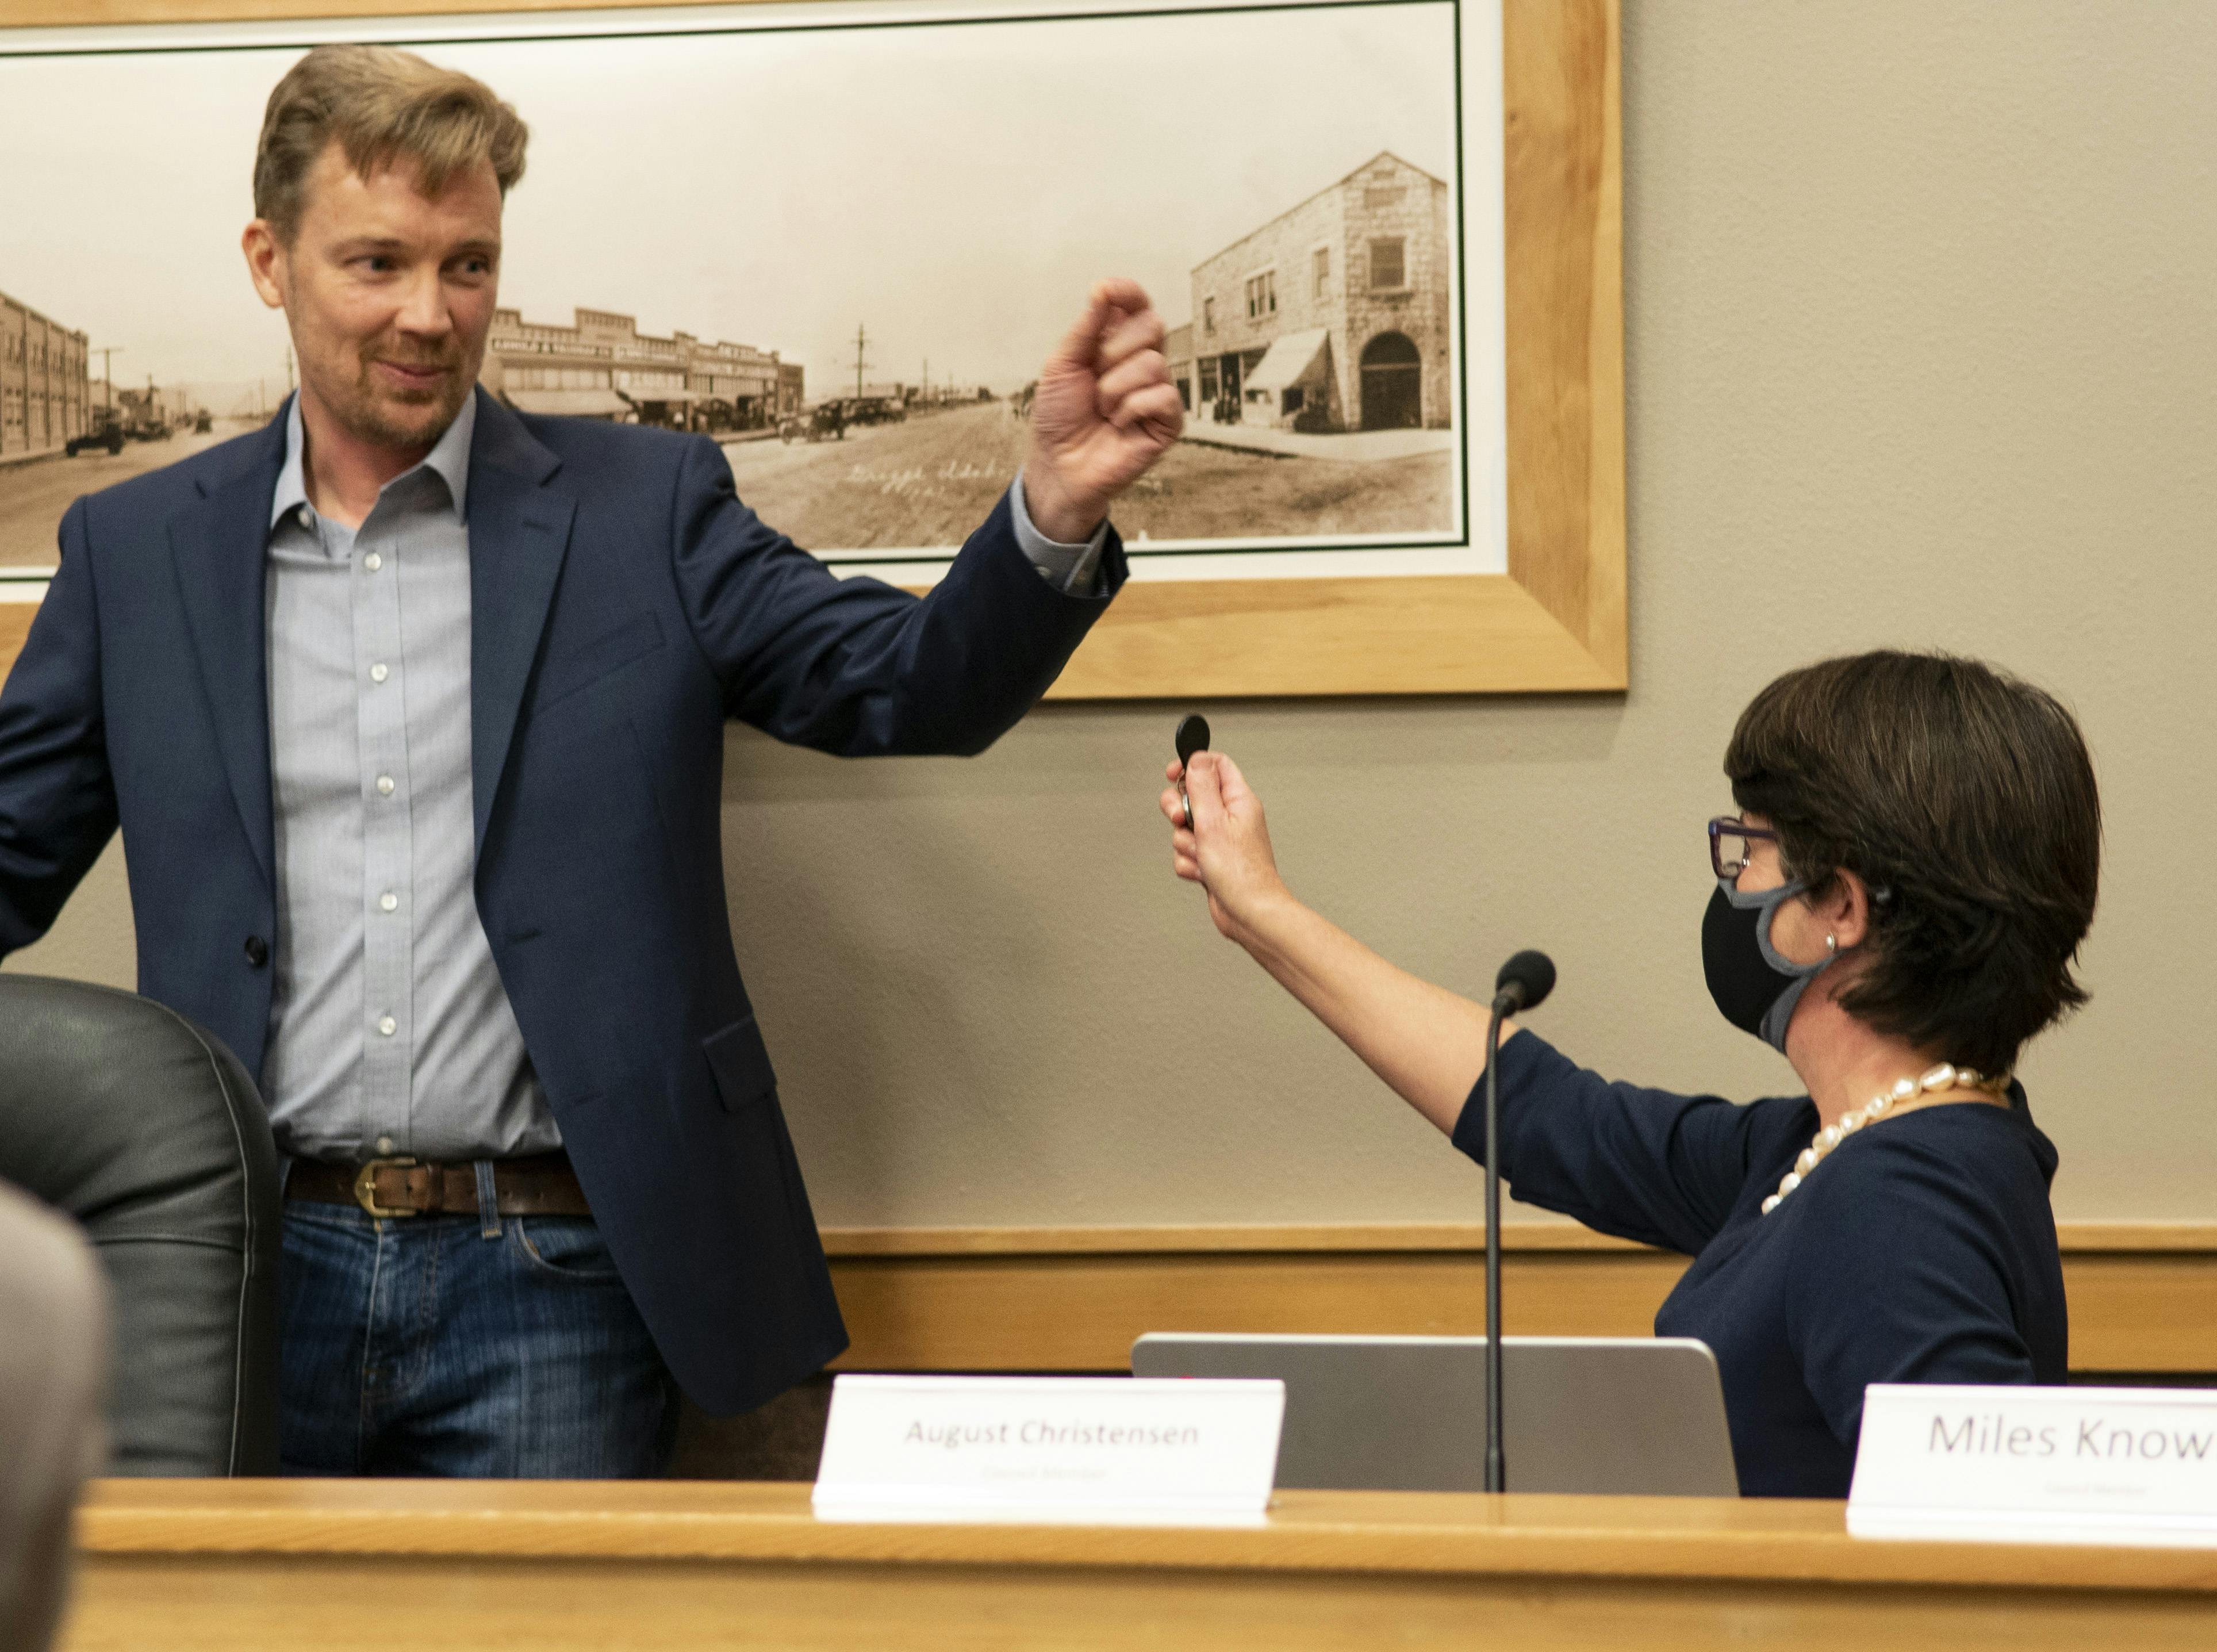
xmin=242 ymin=220 xmax=288 ymax=311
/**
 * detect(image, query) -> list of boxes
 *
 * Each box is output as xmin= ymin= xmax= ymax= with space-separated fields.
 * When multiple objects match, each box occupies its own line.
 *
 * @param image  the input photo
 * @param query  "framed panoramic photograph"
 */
xmin=0 ymin=0 xmax=1621 ymax=697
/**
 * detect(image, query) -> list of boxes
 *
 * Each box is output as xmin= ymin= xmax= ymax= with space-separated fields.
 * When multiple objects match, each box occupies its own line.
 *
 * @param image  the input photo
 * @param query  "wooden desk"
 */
xmin=64 ymin=1479 xmax=2217 ymax=1650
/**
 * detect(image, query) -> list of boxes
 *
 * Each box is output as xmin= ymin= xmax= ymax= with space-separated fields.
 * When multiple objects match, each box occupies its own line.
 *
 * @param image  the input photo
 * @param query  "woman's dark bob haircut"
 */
xmin=1724 ymin=650 xmax=2100 ymax=1076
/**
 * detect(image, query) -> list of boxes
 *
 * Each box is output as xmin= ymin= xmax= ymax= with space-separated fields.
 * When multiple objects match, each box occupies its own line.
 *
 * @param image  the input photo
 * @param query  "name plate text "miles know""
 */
xmin=1850 ymin=1383 xmax=2217 ymax=1546
xmin=812 ymin=1374 xmax=1286 ymax=1525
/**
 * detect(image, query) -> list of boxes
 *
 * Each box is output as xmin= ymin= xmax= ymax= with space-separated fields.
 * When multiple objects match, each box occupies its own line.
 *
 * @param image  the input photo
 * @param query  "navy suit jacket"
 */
xmin=0 ymin=390 xmax=1125 ymax=1413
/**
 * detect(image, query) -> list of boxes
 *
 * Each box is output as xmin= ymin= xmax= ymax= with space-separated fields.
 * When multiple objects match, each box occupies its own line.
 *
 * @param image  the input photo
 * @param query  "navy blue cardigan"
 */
xmin=1452 ymin=1032 xmax=2067 ymax=1497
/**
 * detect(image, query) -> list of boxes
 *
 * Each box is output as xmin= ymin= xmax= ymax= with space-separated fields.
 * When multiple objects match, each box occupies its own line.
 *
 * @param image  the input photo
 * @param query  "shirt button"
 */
xmin=376 ymin=1136 xmax=396 ymax=1155
xmin=365 ymin=552 xmax=383 ymax=572
xmin=376 ymin=775 xmax=396 ymax=796
xmin=243 ymin=934 xmax=269 ymax=968
xmin=377 ymin=1014 xmax=397 ymax=1037
xmin=370 ymin=663 xmax=389 ymax=684
xmin=379 ymin=891 xmax=398 ymax=913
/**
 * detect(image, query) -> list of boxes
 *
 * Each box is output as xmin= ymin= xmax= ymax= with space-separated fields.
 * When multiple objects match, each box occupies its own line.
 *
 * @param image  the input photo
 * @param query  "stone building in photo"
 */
xmin=680 ymin=334 xmax=783 ymax=428
xmin=1183 ymin=151 xmax=1452 ymax=434
xmin=1164 ymin=323 xmax=1193 ymax=414
xmin=2 ymin=286 xmax=89 ymax=461
xmin=483 ymin=305 xmax=797 ymax=432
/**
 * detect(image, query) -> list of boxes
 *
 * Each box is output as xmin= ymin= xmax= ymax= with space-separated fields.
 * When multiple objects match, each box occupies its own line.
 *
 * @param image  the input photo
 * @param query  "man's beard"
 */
xmin=335 ymin=342 xmax=473 ymax=450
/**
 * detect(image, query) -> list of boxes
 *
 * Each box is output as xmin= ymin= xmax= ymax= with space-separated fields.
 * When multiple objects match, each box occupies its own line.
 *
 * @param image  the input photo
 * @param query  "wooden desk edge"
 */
xmin=75 ymin=1484 xmax=2217 ymax=1594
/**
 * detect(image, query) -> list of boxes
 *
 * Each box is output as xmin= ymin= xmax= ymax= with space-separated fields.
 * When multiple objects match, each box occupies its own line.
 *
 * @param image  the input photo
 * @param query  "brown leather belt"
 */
xmin=286 ymin=1152 xmax=592 ymax=1218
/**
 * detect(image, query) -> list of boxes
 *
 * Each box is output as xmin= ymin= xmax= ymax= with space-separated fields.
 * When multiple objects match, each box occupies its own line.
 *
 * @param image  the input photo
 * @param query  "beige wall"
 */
xmin=12 ymin=0 xmax=2217 ymax=1224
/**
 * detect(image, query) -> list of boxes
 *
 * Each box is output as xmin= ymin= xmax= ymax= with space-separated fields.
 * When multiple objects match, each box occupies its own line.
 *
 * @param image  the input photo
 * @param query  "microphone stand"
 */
xmin=1477 ymin=948 xmax=1549 ymax=1496
xmin=1483 ymin=997 xmax=1509 ymax=1494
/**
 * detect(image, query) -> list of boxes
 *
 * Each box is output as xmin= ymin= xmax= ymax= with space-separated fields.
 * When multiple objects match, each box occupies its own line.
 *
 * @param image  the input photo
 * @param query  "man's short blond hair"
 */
xmin=253 ymin=44 xmax=528 ymax=242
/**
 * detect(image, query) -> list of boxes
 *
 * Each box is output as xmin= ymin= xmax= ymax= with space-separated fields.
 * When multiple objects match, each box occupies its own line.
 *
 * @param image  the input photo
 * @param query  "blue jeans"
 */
xmin=279 ymin=1176 xmax=679 ymax=1477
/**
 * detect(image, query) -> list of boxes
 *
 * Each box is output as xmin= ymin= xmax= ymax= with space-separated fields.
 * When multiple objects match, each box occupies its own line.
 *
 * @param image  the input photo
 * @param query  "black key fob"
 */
xmin=1175 ymin=714 xmax=1210 ymax=823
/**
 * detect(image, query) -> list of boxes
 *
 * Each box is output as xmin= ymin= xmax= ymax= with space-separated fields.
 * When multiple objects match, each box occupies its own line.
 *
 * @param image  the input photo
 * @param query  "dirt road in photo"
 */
xmin=0 ymin=426 xmax=245 ymax=567
xmin=722 ymin=401 xmax=1453 ymax=553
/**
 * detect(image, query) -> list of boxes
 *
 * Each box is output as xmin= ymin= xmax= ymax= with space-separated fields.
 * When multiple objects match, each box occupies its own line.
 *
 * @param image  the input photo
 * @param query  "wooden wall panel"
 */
xmin=820 ymin=1224 xmax=2217 ymax=1375
xmin=0 ymin=603 xmax=33 ymax=684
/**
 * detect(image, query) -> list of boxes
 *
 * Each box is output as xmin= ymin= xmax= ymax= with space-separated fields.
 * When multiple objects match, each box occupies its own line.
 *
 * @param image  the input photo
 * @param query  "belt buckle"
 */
xmin=352 ymin=1156 xmax=422 ymax=1218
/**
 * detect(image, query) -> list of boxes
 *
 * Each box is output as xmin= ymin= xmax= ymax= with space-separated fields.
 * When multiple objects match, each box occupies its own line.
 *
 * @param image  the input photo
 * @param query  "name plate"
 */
xmin=812 ymin=1374 xmax=1285 ymax=1525
xmin=1850 ymin=1383 xmax=2217 ymax=1546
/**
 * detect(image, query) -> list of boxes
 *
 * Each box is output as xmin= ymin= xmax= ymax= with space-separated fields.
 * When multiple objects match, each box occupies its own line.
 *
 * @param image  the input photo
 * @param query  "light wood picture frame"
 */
xmin=1062 ymin=0 xmax=1625 ymax=697
xmin=0 ymin=0 xmax=1623 ymax=698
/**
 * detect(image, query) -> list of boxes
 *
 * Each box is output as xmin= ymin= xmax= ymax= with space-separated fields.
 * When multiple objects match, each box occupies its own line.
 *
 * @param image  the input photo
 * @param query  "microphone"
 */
xmin=1493 ymin=950 xmax=1556 ymax=1015
xmin=1481 ymin=948 xmax=1554 ymax=1493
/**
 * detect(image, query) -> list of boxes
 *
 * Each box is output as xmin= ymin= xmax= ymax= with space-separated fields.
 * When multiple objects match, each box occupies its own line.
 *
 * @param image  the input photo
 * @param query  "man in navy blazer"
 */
xmin=0 ymin=45 xmax=1180 ymax=1474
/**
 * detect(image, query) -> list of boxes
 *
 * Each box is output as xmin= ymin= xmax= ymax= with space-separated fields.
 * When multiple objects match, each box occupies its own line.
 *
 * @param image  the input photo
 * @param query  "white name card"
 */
xmin=812 ymin=1374 xmax=1285 ymax=1525
xmin=1850 ymin=1383 xmax=2217 ymax=1546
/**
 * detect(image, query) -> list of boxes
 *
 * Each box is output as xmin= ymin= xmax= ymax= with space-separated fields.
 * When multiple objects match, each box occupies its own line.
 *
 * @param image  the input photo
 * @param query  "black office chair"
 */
xmin=0 ymin=975 xmax=281 ymax=1474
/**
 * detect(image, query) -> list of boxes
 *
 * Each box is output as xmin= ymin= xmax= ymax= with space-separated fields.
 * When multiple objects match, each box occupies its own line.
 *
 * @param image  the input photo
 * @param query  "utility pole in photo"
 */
xmin=848 ymin=323 xmax=871 ymax=400
xmin=91 ymin=346 xmax=122 ymax=412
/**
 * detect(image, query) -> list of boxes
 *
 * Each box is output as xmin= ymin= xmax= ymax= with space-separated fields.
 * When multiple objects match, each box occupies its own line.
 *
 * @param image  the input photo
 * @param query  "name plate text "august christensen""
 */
xmin=1850 ymin=1383 xmax=2217 ymax=1546
xmin=812 ymin=1374 xmax=1286 ymax=1525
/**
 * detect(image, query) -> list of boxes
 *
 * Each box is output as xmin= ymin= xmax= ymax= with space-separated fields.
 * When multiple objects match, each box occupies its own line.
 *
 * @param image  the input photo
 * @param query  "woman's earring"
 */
xmin=1825 ymin=933 xmax=1838 ymax=955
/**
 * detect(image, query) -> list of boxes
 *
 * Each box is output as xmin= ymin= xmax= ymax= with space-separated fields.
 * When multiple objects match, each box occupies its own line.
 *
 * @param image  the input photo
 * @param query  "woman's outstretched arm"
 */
xmin=1162 ymin=750 xmax=1766 ymax=1256
xmin=1161 ymin=750 xmax=1510 ymax=1136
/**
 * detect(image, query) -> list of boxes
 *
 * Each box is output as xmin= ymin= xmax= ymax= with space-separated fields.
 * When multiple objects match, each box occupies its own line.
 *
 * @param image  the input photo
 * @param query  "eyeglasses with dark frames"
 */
xmin=1708 ymin=817 xmax=1780 ymax=881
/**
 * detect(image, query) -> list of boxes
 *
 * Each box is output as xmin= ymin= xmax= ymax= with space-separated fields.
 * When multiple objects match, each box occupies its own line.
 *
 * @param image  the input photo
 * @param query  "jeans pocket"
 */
xmin=511 ymin=1216 xmax=626 ymax=1285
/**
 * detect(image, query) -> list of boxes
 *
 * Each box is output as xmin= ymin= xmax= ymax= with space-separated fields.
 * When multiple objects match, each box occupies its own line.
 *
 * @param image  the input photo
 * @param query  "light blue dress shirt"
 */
xmin=260 ymin=396 xmax=1105 ymax=1163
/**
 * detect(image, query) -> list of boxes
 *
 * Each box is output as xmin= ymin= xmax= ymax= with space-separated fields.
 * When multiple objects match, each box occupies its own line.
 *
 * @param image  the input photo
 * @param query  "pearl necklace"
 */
xmin=1760 ymin=1062 xmax=2009 ymax=1216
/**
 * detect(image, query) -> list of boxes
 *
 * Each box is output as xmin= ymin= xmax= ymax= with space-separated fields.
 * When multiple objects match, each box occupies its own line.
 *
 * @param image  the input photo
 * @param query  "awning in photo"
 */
xmin=1243 ymin=328 xmax=1332 ymax=393
xmin=627 ymin=388 xmax=712 ymax=404
xmin=504 ymin=388 xmax=634 ymax=417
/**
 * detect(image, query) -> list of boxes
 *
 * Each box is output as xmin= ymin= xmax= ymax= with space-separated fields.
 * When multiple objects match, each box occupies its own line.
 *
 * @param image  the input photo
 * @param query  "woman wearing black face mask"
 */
xmin=1159 ymin=651 xmax=2098 ymax=1498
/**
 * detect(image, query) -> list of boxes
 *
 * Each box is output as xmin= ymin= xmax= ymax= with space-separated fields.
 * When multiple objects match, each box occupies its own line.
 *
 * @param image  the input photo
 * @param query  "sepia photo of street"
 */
xmin=2 ymin=0 xmax=1499 ymax=581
